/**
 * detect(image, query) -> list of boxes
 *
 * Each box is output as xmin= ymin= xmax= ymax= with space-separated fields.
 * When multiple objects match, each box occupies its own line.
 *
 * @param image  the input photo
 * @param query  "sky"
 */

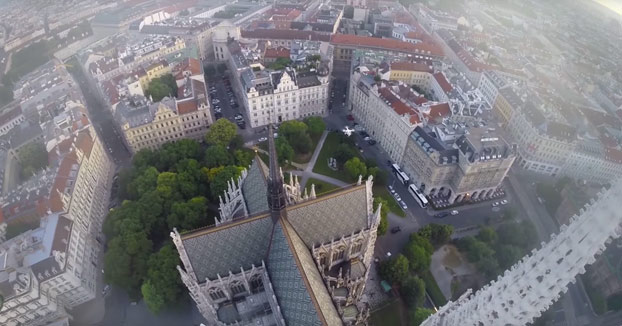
xmin=593 ymin=0 xmax=622 ymax=15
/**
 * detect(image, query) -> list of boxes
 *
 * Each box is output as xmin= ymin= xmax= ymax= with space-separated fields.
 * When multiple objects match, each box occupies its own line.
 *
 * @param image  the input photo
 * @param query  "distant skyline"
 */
xmin=593 ymin=0 xmax=622 ymax=16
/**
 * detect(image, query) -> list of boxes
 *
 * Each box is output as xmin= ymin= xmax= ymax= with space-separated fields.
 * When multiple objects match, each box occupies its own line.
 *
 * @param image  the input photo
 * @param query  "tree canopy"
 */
xmin=410 ymin=307 xmax=434 ymax=326
xmin=379 ymin=254 xmax=410 ymax=285
xmin=146 ymin=74 xmax=178 ymax=102
xmin=402 ymin=275 xmax=426 ymax=307
xmin=103 ymin=138 xmax=250 ymax=312
xmin=19 ymin=142 xmax=48 ymax=179
xmin=304 ymin=116 xmax=325 ymax=137
xmin=275 ymin=137 xmax=294 ymax=165
xmin=205 ymin=118 xmax=238 ymax=147
xmin=344 ymin=157 xmax=367 ymax=180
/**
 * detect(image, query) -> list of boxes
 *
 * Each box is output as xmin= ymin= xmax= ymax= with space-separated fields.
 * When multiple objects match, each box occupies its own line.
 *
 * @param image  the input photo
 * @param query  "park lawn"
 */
xmin=370 ymin=300 xmax=404 ymax=326
xmin=305 ymin=177 xmax=340 ymax=196
xmin=373 ymin=185 xmax=406 ymax=217
xmin=312 ymin=132 xmax=360 ymax=183
xmin=422 ymin=270 xmax=447 ymax=307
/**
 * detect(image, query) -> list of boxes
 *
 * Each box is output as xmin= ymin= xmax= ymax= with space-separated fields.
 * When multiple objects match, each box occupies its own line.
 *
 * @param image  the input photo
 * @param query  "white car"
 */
xmin=211 ymin=99 xmax=220 ymax=104
xmin=492 ymin=201 xmax=500 ymax=207
xmin=102 ymin=284 xmax=110 ymax=295
xmin=388 ymin=185 xmax=395 ymax=194
xmin=500 ymin=199 xmax=508 ymax=205
xmin=258 ymin=137 xmax=268 ymax=142
xmin=400 ymin=201 xmax=407 ymax=209
xmin=450 ymin=210 xmax=459 ymax=216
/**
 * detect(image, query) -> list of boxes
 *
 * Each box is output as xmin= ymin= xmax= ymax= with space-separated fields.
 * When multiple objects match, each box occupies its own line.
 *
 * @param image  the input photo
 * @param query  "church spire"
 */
xmin=267 ymin=124 xmax=286 ymax=220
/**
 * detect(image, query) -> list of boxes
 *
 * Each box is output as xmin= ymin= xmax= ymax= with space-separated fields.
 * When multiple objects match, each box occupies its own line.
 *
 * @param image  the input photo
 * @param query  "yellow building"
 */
xmin=386 ymin=61 xmax=433 ymax=89
xmin=493 ymin=87 xmax=522 ymax=125
xmin=146 ymin=60 xmax=171 ymax=81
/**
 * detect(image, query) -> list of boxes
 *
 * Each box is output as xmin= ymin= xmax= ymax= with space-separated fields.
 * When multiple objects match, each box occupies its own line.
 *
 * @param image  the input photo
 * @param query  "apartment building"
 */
xmin=226 ymin=41 xmax=329 ymax=128
xmin=493 ymin=87 xmax=523 ymax=126
xmin=330 ymin=34 xmax=444 ymax=77
xmin=478 ymin=70 xmax=509 ymax=107
xmin=401 ymin=125 xmax=516 ymax=203
xmin=0 ymin=214 xmax=97 ymax=326
xmin=506 ymin=101 xmax=577 ymax=176
xmin=349 ymin=67 xmax=451 ymax=164
xmin=0 ymin=101 xmax=114 ymax=326
xmin=0 ymin=105 xmax=26 ymax=137
xmin=380 ymin=61 xmax=453 ymax=102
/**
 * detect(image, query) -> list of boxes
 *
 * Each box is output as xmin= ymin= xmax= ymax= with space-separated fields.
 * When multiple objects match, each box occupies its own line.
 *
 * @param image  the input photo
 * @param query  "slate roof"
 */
xmin=286 ymin=185 xmax=369 ymax=247
xmin=241 ymin=157 xmax=269 ymax=215
xmin=181 ymin=214 xmax=273 ymax=281
xmin=267 ymin=220 xmax=324 ymax=326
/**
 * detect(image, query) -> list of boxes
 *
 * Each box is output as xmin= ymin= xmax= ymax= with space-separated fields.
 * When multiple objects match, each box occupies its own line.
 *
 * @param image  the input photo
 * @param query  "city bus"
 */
xmin=391 ymin=164 xmax=410 ymax=185
xmin=408 ymin=184 xmax=429 ymax=208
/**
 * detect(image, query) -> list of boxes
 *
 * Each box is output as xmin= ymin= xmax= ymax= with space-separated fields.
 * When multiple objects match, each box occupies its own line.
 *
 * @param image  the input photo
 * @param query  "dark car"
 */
xmin=360 ymin=131 xmax=369 ymax=137
xmin=434 ymin=212 xmax=450 ymax=218
xmin=391 ymin=226 xmax=401 ymax=234
xmin=367 ymin=139 xmax=377 ymax=145
xmin=386 ymin=160 xmax=392 ymax=166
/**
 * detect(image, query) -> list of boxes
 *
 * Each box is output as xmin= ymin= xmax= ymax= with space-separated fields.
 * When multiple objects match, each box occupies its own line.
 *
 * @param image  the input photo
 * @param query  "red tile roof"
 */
xmin=433 ymin=72 xmax=453 ymax=93
xmin=390 ymin=61 xmax=432 ymax=73
xmin=49 ymin=152 xmax=78 ymax=213
xmin=177 ymin=99 xmax=199 ymax=115
xmin=378 ymin=87 xmax=421 ymax=124
xmin=75 ymin=131 xmax=94 ymax=157
xmin=404 ymin=31 xmax=421 ymax=40
xmin=241 ymin=29 xmax=331 ymax=42
xmin=605 ymin=147 xmax=622 ymax=164
xmin=426 ymin=103 xmax=451 ymax=120
xmin=265 ymin=46 xmax=291 ymax=59
xmin=331 ymin=34 xmax=444 ymax=57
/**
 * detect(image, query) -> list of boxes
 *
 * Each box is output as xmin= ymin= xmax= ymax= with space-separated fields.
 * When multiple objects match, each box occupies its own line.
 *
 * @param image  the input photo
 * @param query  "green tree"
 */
xmin=275 ymin=137 xmax=294 ymax=165
xmin=204 ymin=144 xmax=233 ymax=168
xmin=410 ymin=307 xmax=434 ymax=326
xmin=18 ymin=142 xmax=48 ymax=178
xmin=607 ymin=293 xmax=622 ymax=311
xmin=417 ymin=224 xmax=454 ymax=248
xmin=269 ymin=57 xmax=292 ymax=70
xmin=379 ymin=254 xmax=410 ymax=285
xmin=304 ymin=116 xmax=325 ymax=137
xmin=495 ymin=244 xmax=524 ymax=270
xmin=146 ymin=79 xmax=173 ymax=102
xmin=344 ymin=157 xmax=367 ymax=180
xmin=167 ymin=197 xmax=208 ymax=230
xmin=465 ymin=239 xmax=495 ymax=263
xmin=409 ymin=233 xmax=434 ymax=256
xmin=373 ymin=197 xmax=389 ymax=235
xmin=205 ymin=118 xmax=238 ymax=146
xmin=403 ymin=243 xmax=430 ymax=274
xmin=141 ymin=245 xmax=183 ymax=314
xmin=332 ymin=143 xmax=358 ymax=165
xmin=156 ymin=172 xmax=179 ymax=200
xmin=234 ymin=150 xmax=253 ymax=167
xmin=476 ymin=256 xmax=500 ymax=280
xmin=402 ymin=275 xmax=426 ymax=307
xmin=477 ymin=226 xmax=498 ymax=244
xmin=279 ymin=120 xmax=312 ymax=153
xmin=128 ymin=167 xmax=159 ymax=200
xmin=210 ymin=166 xmax=243 ymax=198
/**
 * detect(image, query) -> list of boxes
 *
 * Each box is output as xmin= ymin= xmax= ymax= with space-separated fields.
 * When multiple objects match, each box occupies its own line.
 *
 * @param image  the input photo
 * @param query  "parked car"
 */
xmin=400 ymin=201 xmax=407 ymax=209
xmin=500 ymin=199 xmax=508 ymax=205
xmin=367 ymin=139 xmax=377 ymax=145
xmin=492 ymin=201 xmax=500 ymax=207
xmin=394 ymin=194 xmax=401 ymax=201
xmin=234 ymin=113 xmax=243 ymax=121
xmin=386 ymin=160 xmax=392 ymax=166
xmin=450 ymin=210 xmax=459 ymax=216
xmin=211 ymin=99 xmax=220 ymax=104
xmin=390 ymin=226 xmax=401 ymax=234
xmin=434 ymin=212 xmax=450 ymax=218
xmin=258 ymin=137 xmax=268 ymax=142
xmin=102 ymin=284 xmax=110 ymax=295
xmin=388 ymin=185 xmax=395 ymax=194
xmin=347 ymin=114 xmax=354 ymax=121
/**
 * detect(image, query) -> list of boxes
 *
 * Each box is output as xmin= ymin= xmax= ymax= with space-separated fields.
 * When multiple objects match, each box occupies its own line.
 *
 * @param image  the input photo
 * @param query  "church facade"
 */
xmin=172 ymin=132 xmax=380 ymax=325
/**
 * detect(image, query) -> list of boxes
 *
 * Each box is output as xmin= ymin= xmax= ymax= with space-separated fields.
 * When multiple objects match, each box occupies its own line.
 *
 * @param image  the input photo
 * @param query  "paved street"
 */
xmin=67 ymin=60 xmax=132 ymax=167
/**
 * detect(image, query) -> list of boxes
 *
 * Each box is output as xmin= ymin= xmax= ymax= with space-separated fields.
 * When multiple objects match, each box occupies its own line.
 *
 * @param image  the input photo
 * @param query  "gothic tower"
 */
xmin=422 ymin=180 xmax=622 ymax=326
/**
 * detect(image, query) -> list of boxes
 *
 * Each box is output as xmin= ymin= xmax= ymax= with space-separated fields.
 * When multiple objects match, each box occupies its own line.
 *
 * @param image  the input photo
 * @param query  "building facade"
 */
xmin=402 ymin=125 xmax=516 ymax=203
xmin=116 ymin=97 xmax=212 ymax=153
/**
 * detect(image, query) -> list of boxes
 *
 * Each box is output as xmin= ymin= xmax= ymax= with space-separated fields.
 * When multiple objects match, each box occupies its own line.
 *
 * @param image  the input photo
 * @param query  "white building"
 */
xmin=0 ymin=106 xmax=25 ymax=137
xmin=478 ymin=70 xmax=509 ymax=107
xmin=350 ymin=66 xmax=452 ymax=164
